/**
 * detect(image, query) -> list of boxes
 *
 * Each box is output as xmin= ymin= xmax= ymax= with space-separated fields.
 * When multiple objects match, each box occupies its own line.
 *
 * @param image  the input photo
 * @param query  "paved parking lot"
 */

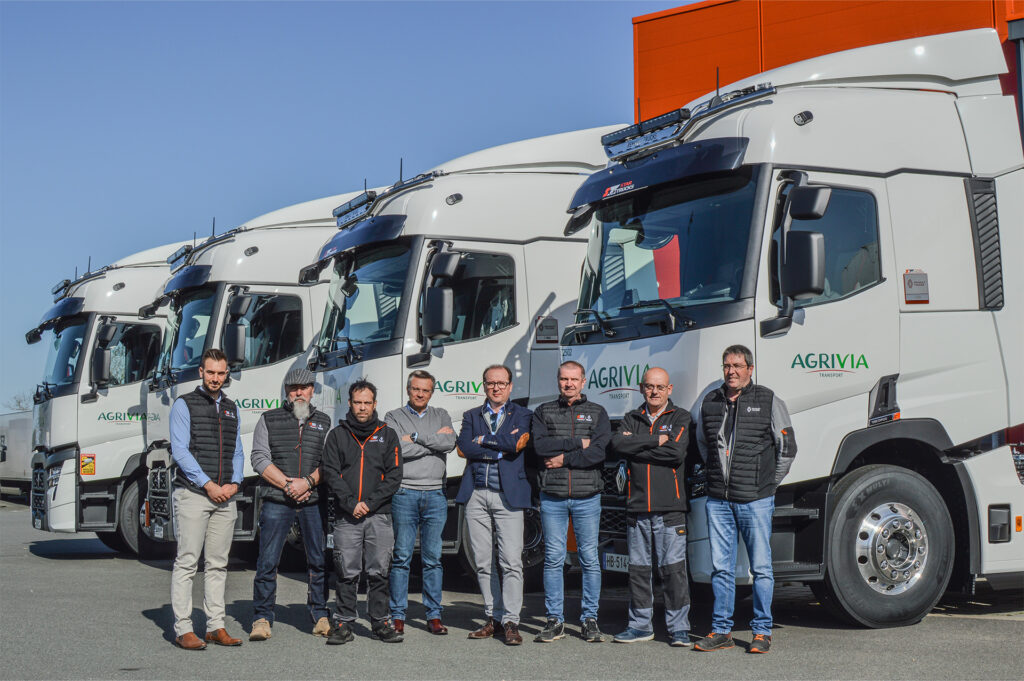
xmin=1 ymin=498 xmax=1021 ymax=680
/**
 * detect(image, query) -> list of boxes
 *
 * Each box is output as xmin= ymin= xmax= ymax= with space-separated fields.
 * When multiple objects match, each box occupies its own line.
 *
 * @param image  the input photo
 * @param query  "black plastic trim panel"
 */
xmin=965 ymin=178 xmax=1003 ymax=310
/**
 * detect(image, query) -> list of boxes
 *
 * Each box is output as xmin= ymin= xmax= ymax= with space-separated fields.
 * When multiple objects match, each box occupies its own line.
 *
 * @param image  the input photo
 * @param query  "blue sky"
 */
xmin=0 ymin=0 xmax=681 ymax=406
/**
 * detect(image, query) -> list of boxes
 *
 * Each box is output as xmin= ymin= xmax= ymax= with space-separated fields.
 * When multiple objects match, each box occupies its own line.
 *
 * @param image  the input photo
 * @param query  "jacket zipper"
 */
xmin=350 ymin=425 xmax=385 ymax=502
xmin=568 ymin=404 xmax=574 ymax=496
xmin=217 ymin=404 xmax=223 ymax=485
xmin=647 ymin=416 xmax=654 ymax=512
xmin=725 ymin=398 xmax=739 ymax=502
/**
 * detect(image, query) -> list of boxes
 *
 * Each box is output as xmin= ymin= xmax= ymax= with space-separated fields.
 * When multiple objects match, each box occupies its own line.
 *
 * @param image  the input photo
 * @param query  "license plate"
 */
xmin=33 ymin=517 xmax=41 ymax=530
xmin=152 ymin=524 xmax=164 ymax=539
xmin=603 ymin=552 xmax=629 ymax=572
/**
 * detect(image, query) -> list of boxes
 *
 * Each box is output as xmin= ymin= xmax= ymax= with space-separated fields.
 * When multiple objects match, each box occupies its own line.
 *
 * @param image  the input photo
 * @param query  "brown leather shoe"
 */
xmin=503 ymin=622 xmax=523 ymax=646
xmin=174 ymin=632 xmax=207 ymax=650
xmin=393 ymin=619 xmax=404 ymax=635
xmin=467 ymin=618 xmax=497 ymax=639
xmin=204 ymin=628 xmax=242 ymax=646
xmin=427 ymin=618 xmax=448 ymax=635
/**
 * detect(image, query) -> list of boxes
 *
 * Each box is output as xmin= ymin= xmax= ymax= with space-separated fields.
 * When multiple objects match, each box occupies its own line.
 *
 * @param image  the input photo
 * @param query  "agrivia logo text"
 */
xmin=435 ymin=380 xmax=484 ymax=400
xmin=587 ymin=363 xmax=650 ymax=396
xmin=791 ymin=353 xmax=868 ymax=378
xmin=97 ymin=412 xmax=160 ymax=424
xmin=236 ymin=398 xmax=281 ymax=411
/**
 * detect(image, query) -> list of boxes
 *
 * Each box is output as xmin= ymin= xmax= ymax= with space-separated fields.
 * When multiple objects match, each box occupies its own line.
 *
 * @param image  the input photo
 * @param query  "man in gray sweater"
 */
xmin=384 ymin=370 xmax=456 ymax=635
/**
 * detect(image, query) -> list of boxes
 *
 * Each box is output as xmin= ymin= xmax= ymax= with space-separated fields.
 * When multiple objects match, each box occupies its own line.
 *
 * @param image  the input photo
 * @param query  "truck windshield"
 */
xmin=577 ymin=169 xmax=759 ymax=322
xmin=317 ymin=242 xmax=412 ymax=355
xmin=41 ymin=317 xmax=89 ymax=388
xmin=160 ymin=287 xmax=217 ymax=374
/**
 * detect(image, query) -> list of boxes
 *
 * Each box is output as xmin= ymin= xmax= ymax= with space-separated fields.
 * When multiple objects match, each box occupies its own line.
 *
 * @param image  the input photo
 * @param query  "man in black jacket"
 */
xmin=249 ymin=368 xmax=332 ymax=641
xmin=531 ymin=360 xmax=611 ymax=643
xmin=321 ymin=380 xmax=403 ymax=644
xmin=609 ymin=367 xmax=692 ymax=647
xmin=693 ymin=345 xmax=796 ymax=655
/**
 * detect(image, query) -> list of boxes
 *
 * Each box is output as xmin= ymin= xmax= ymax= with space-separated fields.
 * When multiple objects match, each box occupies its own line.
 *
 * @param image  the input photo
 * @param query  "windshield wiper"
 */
xmin=619 ymin=299 xmax=695 ymax=332
xmin=574 ymin=309 xmax=616 ymax=337
xmin=337 ymin=337 xmax=364 ymax=365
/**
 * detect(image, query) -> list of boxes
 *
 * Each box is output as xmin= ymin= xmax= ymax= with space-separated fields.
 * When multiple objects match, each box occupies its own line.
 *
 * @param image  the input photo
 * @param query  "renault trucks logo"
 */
xmin=791 ymin=352 xmax=869 ymax=378
xmin=575 ymin=413 xmax=593 ymax=422
xmin=587 ymin=363 xmax=649 ymax=400
xmin=602 ymin=180 xmax=634 ymax=198
xmin=97 ymin=411 xmax=160 ymax=425
xmin=307 ymin=421 xmax=325 ymax=431
xmin=236 ymin=397 xmax=281 ymax=412
xmin=222 ymin=409 xmax=236 ymax=419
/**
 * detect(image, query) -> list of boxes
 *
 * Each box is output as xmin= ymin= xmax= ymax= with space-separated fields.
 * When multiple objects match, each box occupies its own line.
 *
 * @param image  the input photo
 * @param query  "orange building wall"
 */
xmin=633 ymin=0 xmax=1019 ymax=122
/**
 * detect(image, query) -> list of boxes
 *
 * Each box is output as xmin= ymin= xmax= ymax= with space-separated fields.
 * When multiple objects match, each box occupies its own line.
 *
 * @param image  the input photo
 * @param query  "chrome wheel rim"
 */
xmin=855 ymin=502 xmax=927 ymax=595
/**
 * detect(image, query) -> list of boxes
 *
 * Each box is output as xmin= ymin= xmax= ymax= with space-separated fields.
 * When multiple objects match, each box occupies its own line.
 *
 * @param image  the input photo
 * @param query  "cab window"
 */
xmin=107 ymin=323 xmax=162 ymax=386
xmin=432 ymin=252 xmax=516 ymax=346
xmin=232 ymin=294 xmax=303 ymax=369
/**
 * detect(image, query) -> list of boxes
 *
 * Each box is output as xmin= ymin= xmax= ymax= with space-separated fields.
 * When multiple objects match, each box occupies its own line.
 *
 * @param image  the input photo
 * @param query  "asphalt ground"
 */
xmin=1 ymin=497 xmax=1021 ymax=681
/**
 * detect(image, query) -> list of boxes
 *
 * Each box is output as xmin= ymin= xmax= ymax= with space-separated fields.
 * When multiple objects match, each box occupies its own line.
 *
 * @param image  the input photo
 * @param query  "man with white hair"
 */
xmin=248 ymin=368 xmax=332 ymax=642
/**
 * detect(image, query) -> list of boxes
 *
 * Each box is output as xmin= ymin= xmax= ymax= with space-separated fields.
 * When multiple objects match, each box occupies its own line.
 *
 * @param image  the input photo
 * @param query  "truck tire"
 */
xmin=459 ymin=507 xmax=546 ymax=592
xmin=95 ymin=531 xmax=129 ymax=553
xmin=818 ymin=464 xmax=953 ymax=628
xmin=119 ymin=479 xmax=174 ymax=559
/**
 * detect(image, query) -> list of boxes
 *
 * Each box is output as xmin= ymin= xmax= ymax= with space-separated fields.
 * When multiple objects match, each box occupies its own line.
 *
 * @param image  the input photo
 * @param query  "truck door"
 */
xmin=754 ymin=172 xmax=898 ymax=485
xmin=405 ymin=243 xmax=526 ymax=433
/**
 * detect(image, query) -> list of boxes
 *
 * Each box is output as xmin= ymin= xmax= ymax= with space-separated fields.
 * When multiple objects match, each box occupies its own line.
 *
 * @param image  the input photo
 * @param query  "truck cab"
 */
xmin=560 ymin=30 xmax=1023 ymax=626
xmin=25 ymin=242 xmax=187 ymax=553
xmin=300 ymin=127 xmax=619 ymax=568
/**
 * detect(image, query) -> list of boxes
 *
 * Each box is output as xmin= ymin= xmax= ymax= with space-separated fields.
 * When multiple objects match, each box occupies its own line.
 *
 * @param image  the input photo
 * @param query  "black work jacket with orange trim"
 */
xmin=610 ymin=400 xmax=691 ymax=513
xmin=322 ymin=412 xmax=402 ymax=518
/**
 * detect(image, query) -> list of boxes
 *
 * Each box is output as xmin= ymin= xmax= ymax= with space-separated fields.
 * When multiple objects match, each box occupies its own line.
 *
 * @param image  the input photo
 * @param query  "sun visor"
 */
xmin=163 ymin=265 xmax=212 ymax=296
xmin=568 ymin=138 xmax=749 ymax=213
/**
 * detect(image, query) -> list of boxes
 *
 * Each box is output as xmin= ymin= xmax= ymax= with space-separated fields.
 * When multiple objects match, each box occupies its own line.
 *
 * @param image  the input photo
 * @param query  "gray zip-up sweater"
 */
xmin=384 ymin=404 xmax=456 ymax=490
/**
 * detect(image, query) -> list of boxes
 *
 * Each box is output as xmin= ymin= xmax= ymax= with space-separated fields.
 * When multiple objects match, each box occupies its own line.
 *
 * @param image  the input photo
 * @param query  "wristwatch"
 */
xmin=411 ymin=432 xmax=418 ymax=443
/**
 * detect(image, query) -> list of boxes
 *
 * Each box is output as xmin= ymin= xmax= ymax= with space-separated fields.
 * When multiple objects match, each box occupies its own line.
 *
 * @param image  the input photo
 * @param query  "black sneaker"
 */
xmin=371 ymin=622 xmax=404 ymax=643
xmin=534 ymin=619 xmax=565 ymax=643
xmin=581 ymin=618 xmax=605 ymax=642
xmin=748 ymin=633 xmax=771 ymax=654
xmin=694 ymin=631 xmax=734 ymax=651
xmin=326 ymin=621 xmax=354 ymax=645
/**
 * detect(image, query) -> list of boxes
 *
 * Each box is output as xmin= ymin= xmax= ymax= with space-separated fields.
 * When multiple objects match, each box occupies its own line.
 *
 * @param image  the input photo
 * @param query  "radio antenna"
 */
xmin=211 ymin=217 xmax=216 ymax=237
xmin=399 ymin=158 xmax=403 ymax=183
xmin=716 ymin=67 xmax=720 ymax=99
xmin=193 ymin=231 xmax=197 ymax=249
xmin=86 ymin=256 xmax=91 ymax=273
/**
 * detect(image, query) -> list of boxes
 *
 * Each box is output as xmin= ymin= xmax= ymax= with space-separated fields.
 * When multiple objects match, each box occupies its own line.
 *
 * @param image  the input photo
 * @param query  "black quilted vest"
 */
xmin=700 ymin=383 xmax=776 ymax=503
xmin=535 ymin=396 xmax=605 ymax=499
xmin=175 ymin=387 xmax=239 ymax=490
xmin=262 ymin=404 xmax=331 ymax=505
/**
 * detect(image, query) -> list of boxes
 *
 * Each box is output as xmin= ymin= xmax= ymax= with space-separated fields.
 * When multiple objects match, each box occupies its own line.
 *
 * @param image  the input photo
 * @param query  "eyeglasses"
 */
xmin=484 ymin=381 xmax=510 ymax=389
xmin=722 ymin=363 xmax=749 ymax=371
xmin=641 ymin=383 xmax=669 ymax=392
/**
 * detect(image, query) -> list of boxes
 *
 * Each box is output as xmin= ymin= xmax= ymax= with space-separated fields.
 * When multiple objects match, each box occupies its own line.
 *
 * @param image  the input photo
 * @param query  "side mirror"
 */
xmin=25 ymin=327 xmax=42 ymax=345
xmin=95 ymin=322 xmax=118 ymax=348
xmin=788 ymin=185 xmax=831 ymax=220
xmin=223 ymin=323 xmax=247 ymax=367
xmin=91 ymin=347 xmax=112 ymax=386
xmin=227 ymin=294 xmax=252 ymax=320
xmin=340 ymin=275 xmax=358 ymax=298
xmin=781 ymin=231 xmax=825 ymax=300
xmin=564 ymin=205 xmax=594 ymax=236
xmin=422 ymin=287 xmax=454 ymax=340
xmin=429 ymin=252 xmax=461 ymax=280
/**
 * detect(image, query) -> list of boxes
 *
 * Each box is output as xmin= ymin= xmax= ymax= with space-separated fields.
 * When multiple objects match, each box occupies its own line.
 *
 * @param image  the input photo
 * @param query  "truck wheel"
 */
xmin=95 ymin=531 xmax=129 ymax=553
xmin=119 ymin=479 xmax=174 ymax=559
xmin=459 ymin=507 xmax=546 ymax=591
xmin=819 ymin=464 xmax=953 ymax=628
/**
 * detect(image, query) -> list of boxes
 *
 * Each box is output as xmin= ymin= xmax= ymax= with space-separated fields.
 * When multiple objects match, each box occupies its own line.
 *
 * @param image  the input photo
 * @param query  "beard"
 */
xmin=291 ymin=398 xmax=311 ymax=421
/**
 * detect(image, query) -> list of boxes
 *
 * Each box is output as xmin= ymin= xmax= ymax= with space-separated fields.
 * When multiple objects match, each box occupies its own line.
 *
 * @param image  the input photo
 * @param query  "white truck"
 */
xmin=139 ymin=193 xmax=362 ymax=552
xmin=298 ymin=126 xmax=618 ymax=571
xmin=24 ymin=243 xmax=187 ymax=553
xmin=1 ymin=411 xmax=33 ymax=498
xmin=559 ymin=30 xmax=1023 ymax=627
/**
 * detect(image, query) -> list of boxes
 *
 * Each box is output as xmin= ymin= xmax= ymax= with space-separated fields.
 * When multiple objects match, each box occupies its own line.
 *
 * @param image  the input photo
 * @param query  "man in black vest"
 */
xmin=693 ymin=344 xmax=796 ymax=654
xmin=532 ymin=360 xmax=611 ymax=643
xmin=249 ymin=368 xmax=332 ymax=642
xmin=169 ymin=348 xmax=245 ymax=650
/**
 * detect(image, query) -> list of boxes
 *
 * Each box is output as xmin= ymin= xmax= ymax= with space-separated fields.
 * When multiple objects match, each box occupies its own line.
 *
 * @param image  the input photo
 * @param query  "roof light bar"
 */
xmin=604 ymin=82 xmax=775 ymax=162
xmin=51 ymin=279 xmax=71 ymax=296
xmin=333 ymin=171 xmax=442 ymax=230
xmin=166 ymin=244 xmax=193 ymax=266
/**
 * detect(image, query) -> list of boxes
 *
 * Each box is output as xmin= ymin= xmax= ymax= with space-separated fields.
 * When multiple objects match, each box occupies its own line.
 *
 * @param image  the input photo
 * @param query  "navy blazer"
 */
xmin=455 ymin=401 xmax=533 ymax=509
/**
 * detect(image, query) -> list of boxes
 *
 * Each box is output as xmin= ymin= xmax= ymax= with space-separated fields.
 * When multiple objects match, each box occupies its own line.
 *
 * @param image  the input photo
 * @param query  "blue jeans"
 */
xmin=706 ymin=495 xmax=774 ymax=635
xmin=389 ymin=487 xmax=447 ymax=620
xmin=540 ymin=492 xmax=601 ymax=622
xmin=252 ymin=499 xmax=329 ymax=623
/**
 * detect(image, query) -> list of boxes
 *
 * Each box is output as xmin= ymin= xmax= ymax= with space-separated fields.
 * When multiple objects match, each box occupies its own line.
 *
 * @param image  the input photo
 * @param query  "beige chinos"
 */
xmin=170 ymin=487 xmax=237 ymax=637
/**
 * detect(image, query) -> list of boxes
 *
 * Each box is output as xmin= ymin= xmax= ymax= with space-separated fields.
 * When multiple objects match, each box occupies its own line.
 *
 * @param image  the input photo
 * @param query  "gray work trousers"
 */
xmin=332 ymin=513 xmax=394 ymax=624
xmin=170 ymin=487 xmax=237 ymax=637
xmin=464 ymin=488 xmax=524 ymax=625
xmin=627 ymin=512 xmax=691 ymax=634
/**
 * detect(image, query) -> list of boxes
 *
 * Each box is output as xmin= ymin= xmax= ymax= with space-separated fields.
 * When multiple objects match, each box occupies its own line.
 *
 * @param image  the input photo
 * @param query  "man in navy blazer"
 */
xmin=456 ymin=364 xmax=532 ymax=646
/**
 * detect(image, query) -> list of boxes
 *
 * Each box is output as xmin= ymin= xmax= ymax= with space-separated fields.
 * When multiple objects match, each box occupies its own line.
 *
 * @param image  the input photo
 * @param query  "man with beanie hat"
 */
xmin=322 ymin=380 xmax=404 ymax=644
xmin=248 ymin=367 xmax=332 ymax=642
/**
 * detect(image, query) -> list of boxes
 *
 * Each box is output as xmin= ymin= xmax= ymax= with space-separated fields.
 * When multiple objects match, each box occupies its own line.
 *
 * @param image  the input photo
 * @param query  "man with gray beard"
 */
xmin=248 ymin=368 xmax=332 ymax=641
